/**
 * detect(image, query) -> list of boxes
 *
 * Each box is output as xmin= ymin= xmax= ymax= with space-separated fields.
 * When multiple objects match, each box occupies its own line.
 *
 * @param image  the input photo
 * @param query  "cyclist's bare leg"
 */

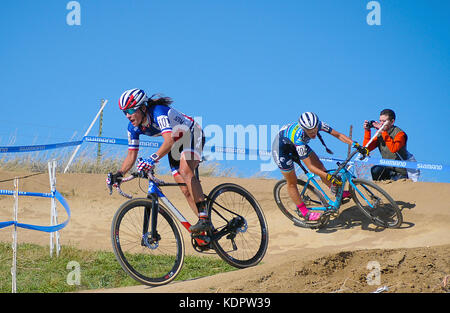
xmin=302 ymin=151 xmax=331 ymax=188
xmin=178 ymin=152 xmax=210 ymax=233
xmin=282 ymin=170 xmax=303 ymax=206
xmin=173 ymin=173 xmax=198 ymax=216
xmin=178 ymin=153 xmax=204 ymax=204
xmin=178 ymin=151 xmax=209 ymax=231
xmin=303 ymin=151 xmax=351 ymax=199
xmin=282 ymin=168 xmax=321 ymax=220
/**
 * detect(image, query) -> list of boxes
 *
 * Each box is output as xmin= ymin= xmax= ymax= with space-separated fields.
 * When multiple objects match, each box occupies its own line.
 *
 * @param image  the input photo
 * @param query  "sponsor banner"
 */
xmin=320 ymin=155 xmax=449 ymax=172
xmin=0 ymin=189 xmax=53 ymax=197
xmin=0 ymin=136 xmax=447 ymax=172
xmin=83 ymin=136 xmax=163 ymax=148
xmin=0 ymin=140 xmax=83 ymax=153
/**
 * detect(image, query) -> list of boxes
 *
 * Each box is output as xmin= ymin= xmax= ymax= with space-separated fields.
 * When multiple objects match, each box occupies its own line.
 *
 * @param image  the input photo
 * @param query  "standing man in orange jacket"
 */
xmin=363 ymin=109 xmax=417 ymax=181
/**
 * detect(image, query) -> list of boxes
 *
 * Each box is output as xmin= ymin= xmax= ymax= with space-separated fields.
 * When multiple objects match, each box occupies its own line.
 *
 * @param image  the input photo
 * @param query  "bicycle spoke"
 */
xmin=274 ymin=179 xmax=329 ymax=229
xmin=111 ymin=199 xmax=184 ymax=286
xmin=350 ymin=179 xmax=402 ymax=228
xmin=207 ymin=183 xmax=268 ymax=268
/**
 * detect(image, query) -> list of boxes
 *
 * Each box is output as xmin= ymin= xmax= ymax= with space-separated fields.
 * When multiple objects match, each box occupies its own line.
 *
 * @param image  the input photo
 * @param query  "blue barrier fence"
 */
xmin=0 ymin=190 xmax=71 ymax=232
xmin=0 ymin=135 xmax=449 ymax=172
xmin=0 ymin=140 xmax=83 ymax=153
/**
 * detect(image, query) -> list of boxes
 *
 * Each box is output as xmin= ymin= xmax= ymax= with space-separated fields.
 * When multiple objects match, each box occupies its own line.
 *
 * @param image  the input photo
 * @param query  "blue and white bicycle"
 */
xmin=273 ymin=147 xmax=403 ymax=230
xmin=109 ymin=169 xmax=268 ymax=286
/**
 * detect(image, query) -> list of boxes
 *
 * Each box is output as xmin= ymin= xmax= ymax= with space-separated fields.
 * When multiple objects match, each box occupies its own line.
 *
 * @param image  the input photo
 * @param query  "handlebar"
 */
xmin=108 ymin=171 xmax=186 ymax=199
xmin=331 ymin=121 xmax=389 ymax=177
xmin=333 ymin=149 xmax=360 ymax=175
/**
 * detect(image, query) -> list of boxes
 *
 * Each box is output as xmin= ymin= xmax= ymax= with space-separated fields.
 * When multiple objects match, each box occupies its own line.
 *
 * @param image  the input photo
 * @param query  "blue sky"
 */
xmin=0 ymin=0 xmax=449 ymax=181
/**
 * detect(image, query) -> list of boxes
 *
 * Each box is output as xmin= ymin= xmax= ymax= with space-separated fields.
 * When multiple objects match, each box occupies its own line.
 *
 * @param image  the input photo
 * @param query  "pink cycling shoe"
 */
xmin=297 ymin=203 xmax=322 ymax=221
xmin=330 ymin=185 xmax=352 ymax=200
xmin=342 ymin=190 xmax=352 ymax=199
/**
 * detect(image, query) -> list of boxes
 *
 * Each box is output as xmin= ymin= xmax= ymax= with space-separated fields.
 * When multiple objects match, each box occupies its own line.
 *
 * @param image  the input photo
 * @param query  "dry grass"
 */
xmin=0 ymin=144 xmax=240 ymax=177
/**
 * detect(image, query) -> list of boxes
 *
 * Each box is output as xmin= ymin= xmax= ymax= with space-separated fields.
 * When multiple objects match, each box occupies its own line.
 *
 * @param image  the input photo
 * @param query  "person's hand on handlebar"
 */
xmin=326 ymin=173 xmax=343 ymax=187
xmin=136 ymin=157 xmax=158 ymax=176
xmin=352 ymin=142 xmax=369 ymax=158
xmin=106 ymin=171 xmax=123 ymax=193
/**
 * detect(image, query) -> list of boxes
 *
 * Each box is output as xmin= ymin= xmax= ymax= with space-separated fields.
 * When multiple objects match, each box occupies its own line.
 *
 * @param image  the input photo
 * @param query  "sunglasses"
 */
xmin=123 ymin=108 xmax=138 ymax=115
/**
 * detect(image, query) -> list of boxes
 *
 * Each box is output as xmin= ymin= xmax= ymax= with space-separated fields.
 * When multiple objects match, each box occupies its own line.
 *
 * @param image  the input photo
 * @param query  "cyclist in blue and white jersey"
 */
xmin=272 ymin=112 xmax=366 ymax=221
xmin=107 ymin=88 xmax=208 ymax=233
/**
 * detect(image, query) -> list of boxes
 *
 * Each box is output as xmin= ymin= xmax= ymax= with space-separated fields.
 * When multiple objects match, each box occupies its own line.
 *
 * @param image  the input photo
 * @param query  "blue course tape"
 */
xmin=319 ymin=155 xmax=450 ymax=172
xmin=0 ymin=190 xmax=71 ymax=232
xmin=0 ymin=140 xmax=83 ymax=153
xmin=0 ymin=221 xmax=14 ymax=229
xmin=354 ymin=156 xmax=449 ymax=172
xmin=83 ymin=136 xmax=162 ymax=148
xmin=0 ymin=135 xmax=448 ymax=172
xmin=0 ymin=190 xmax=52 ymax=197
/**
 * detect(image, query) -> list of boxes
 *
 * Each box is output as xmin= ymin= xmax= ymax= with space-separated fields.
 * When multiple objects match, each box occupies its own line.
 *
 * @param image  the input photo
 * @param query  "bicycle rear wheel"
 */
xmin=349 ymin=179 xmax=403 ymax=228
xmin=111 ymin=198 xmax=185 ymax=286
xmin=206 ymin=183 xmax=268 ymax=268
xmin=273 ymin=179 xmax=330 ymax=229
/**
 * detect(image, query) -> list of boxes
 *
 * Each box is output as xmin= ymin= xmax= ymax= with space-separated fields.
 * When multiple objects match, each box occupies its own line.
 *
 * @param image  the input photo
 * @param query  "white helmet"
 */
xmin=118 ymin=88 xmax=148 ymax=111
xmin=298 ymin=112 xmax=319 ymax=130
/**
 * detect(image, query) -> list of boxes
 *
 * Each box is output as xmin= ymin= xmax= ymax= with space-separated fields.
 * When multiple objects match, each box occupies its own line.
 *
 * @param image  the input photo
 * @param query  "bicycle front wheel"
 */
xmin=111 ymin=198 xmax=185 ymax=286
xmin=207 ymin=183 xmax=268 ymax=268
xmin=349 ymin=179 xmax=403 ymax=228
xmin=273 ymin=179 xmax=329 ymax=229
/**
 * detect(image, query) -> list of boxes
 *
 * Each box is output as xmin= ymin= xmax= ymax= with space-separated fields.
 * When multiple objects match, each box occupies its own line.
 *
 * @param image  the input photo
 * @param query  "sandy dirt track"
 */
xmin=0 ymin=171 xmax=449 ymax=293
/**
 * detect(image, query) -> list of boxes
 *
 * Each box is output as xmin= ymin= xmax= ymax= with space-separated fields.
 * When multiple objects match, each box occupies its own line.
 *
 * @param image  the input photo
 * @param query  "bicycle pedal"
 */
xmin=324 ymin=209 xmax=339 ymax=218
xmin=341 ymin=198 xmax=351 ymax=204
xmin=191 ymin=235 xmax=211 ymax=252
xmin=192 ymin=234 xmax=211 ymax=245
xmin=197 ymin=235 xmax=211 ymax=244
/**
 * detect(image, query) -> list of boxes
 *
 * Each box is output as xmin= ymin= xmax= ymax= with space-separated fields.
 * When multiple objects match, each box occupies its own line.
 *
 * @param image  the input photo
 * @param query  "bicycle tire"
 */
xmin=206 ymin=183 xmax=268 ymax=268
xmin=349 ymin=179 xmax=403 ymax=228
xmin=111 ymin=198 xmax=185 ymax=286
xmin=273 ymin=179 xmax=330 ymax=229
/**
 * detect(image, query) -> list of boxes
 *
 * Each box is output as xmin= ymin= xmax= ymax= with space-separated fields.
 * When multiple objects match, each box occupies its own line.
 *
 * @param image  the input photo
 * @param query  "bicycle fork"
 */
xmin=141 ymin=192 xmax=161 ymax=249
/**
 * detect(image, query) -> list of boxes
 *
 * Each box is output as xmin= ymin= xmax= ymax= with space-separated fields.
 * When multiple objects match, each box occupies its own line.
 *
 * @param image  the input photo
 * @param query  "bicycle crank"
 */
xmin=191 ymin=233 xmax=212 ymax=252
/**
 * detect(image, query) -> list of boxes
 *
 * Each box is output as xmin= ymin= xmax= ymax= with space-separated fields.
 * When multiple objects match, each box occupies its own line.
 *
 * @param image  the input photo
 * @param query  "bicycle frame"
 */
xmin=114 ymin=171 xmax=257 ymax=252
xmin=146 ymin=179 xmax=245 ymax=245
xmin=146 ymin=179 xmax=193 ymax=235
xmin=135 ymin=177 xmax=215 ymax=249
xmin=299 ymin=169 xmax=350 ymax=212
xmin=297 ymin=149 xmax=377 ymax=213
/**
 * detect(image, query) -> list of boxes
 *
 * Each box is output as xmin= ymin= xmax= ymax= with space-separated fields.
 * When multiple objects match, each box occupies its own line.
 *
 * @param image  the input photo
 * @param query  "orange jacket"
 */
xmin=363 ymin=129 xmax=407 ymax=153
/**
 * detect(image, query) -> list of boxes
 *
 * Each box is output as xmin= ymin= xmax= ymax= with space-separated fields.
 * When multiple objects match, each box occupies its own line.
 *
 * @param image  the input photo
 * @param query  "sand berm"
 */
xmin=0 ymin=171 xmax=448 ymax=293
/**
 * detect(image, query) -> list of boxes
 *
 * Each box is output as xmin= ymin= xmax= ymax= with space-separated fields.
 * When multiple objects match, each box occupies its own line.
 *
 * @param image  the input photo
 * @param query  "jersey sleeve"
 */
xmin=381 ymin=131 xmax=407 ymax=153
xmin=363 ymin=129 xmax=378 ymax=151
xmin=152 ymin=105 xmax=172 ymax=134
xmin=318 ymin=121 xmax=333 ymax=134
xmin=127 ymin=122 xmax=140 ymax=151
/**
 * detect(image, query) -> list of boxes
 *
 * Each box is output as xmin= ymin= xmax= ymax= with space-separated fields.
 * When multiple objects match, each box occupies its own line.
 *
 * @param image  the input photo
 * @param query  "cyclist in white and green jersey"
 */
xmin=272 ymin=112 xmax=359 ymax=221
